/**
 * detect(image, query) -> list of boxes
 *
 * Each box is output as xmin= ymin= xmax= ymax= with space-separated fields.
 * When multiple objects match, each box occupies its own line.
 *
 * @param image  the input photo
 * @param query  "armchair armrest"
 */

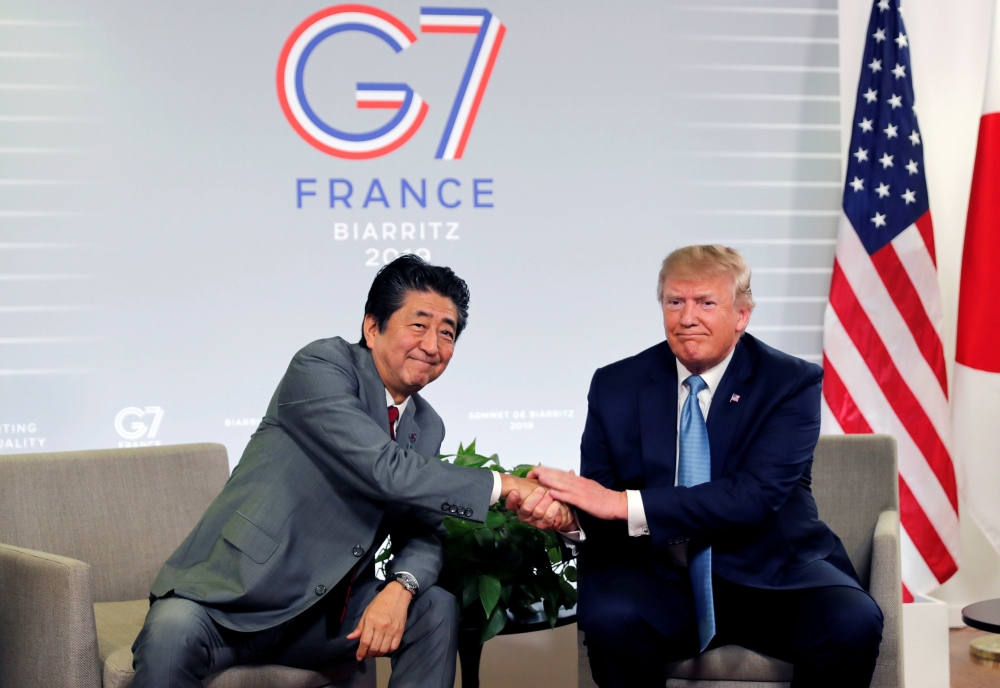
xmin=868 ymin=509 xmax=903 ymax=688
xmin=0 ymin=543 xmax=102 ymax=688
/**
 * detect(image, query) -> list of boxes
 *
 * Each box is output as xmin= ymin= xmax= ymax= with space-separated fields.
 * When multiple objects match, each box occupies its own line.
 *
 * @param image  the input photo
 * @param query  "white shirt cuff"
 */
xmin=489 ymin=470 xmax=502 ymax=505
xmin=626 ymin=489 xmax=650 ymax=537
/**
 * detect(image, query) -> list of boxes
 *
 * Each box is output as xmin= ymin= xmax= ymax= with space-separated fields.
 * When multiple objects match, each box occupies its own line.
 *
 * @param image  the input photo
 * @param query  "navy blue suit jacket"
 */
xmin=578 ymin=334 xmax=861 ymax=591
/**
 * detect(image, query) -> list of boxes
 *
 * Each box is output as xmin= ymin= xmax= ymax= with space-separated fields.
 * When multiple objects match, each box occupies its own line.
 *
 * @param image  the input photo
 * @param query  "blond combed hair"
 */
xmin=657 ymin=244 xmax=756 ymax=310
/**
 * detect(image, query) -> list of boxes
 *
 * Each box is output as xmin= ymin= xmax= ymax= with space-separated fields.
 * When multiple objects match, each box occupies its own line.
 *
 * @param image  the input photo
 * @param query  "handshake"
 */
xmin=498 ymin=466 xmax=627 ymax=532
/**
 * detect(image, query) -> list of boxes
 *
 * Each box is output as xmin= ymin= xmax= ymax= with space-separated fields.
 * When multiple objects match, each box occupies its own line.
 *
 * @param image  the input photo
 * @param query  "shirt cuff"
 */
xmin=626 ymin=490 xmax=650 ymax=537
xmin=559 ymin=515 xmax=586 ymax=556
xmin=489 ymin=470 xmax=502 ymax=505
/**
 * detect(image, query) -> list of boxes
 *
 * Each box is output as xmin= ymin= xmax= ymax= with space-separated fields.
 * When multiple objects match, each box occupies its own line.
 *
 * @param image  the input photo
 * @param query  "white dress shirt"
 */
xmin=385 ymin=389 xmax=502 ymax=505
xmin=625 ymin=346 xmax=736 ymax=537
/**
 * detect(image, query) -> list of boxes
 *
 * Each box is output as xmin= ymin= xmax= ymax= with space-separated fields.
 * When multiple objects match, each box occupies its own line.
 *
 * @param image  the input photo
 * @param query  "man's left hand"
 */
xmin=346 ymin=581 xmax=412 ymax=660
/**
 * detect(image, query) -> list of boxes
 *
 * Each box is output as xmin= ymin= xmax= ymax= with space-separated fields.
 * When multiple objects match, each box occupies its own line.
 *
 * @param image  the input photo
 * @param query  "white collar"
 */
xmin=385 ymin=388 xmax=411 ymax=416
xmin=676 ymin=345 xmax=736 ymax=397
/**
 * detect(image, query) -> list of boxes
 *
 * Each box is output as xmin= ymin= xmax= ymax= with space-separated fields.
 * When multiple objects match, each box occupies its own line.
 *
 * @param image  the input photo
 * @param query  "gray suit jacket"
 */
xmin=151 ymin=337 xmax=495 ymax=632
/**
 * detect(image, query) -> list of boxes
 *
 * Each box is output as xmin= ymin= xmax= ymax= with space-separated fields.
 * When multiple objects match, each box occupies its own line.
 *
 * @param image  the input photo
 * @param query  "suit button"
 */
xmin=466 ymin=508 xmax=473 ymax=518
xmin=449 ymin=505 xmax=458 ymax=514
xmin=352 ymin=546 xmax=364 ymax=557
xmin=315 ymin=585 xmax=327 ymax=595
xmin=456 ymin=507 xmax=466 ymax=516
xmin=441 ymin=502 xmax=450 ymax=512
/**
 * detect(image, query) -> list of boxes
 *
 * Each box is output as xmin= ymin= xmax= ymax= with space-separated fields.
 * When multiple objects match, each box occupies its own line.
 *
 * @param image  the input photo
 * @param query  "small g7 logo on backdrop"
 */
xmin=114 ymin=406 xmax=164 ymax=442
xmin=277 ymin=4 xmax=506 ymax=160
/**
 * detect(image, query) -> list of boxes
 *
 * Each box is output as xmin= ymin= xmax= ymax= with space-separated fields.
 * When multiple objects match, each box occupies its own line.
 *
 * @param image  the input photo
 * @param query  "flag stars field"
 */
xmin=855 ymin=147 xmax=870 ymax=162
xmin=909 ymin=130 xmax=921 ymax=145
xmin=864 ymin=88 xmax=879 ymax=103
xmin=880 ymin=152 xmax=894 ymax=168
xmin=889 ymin=94 xmax=903 ymax=108
xmin=851 ymin=177 xmax=865 ymax=192
xmin=902 ymin=189 xmax=916 ymax=204
xmin=870 ymin=58 xmax=883 ymax=72
xmin=892 ymin=63 xmax=907 ymax=79
xmin=885 ymin=123 xmax=899 ymax=138
xmin=860 ymin=117 xmax=874 ymax=132
xmin=876 ymin=182 xmax=891 ymax=198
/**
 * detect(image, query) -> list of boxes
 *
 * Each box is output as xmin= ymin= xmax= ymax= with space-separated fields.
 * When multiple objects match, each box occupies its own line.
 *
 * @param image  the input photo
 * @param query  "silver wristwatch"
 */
xmin=389 ymin=571 xmax=419 ymax=595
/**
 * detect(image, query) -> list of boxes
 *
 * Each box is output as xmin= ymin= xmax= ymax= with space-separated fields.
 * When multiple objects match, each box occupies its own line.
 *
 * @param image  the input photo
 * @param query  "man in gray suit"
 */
xmin=132 ymin=255 xmax=564 ymax=687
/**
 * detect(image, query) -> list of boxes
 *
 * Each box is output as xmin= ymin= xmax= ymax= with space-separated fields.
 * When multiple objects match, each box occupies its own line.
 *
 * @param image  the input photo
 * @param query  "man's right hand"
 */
xmin=506 ymin=487 xmax=577 ymax=532
xmin=499 ymin=472 xmax=541 ymax=499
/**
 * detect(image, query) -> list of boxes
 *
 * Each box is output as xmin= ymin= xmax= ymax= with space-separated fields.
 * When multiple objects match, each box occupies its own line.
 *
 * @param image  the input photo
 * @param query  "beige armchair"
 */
xmin=0 ymin=443 xmax=375 ymax=688
xmin=578 ymin=434 xmax=903 ymax=688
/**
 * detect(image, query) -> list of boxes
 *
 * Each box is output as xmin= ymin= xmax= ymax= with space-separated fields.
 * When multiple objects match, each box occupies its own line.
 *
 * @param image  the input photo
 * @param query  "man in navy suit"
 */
xmin=519 ymin=245 xmax=883 ymax=688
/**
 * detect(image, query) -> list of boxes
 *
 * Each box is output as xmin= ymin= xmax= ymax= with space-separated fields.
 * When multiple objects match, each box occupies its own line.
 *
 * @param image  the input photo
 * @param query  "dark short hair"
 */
xmin=359 ymin=254 xmax=470 ymax=348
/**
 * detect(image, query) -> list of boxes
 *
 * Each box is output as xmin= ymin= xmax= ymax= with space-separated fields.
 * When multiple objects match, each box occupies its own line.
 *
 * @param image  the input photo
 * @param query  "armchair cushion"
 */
xmin=665 ymin=645 xmax=793 ymax=682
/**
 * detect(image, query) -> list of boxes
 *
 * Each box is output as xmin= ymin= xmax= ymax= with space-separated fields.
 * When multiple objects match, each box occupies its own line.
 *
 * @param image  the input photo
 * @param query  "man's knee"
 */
xmin=408 ymin=586 xmax=458 ymax=634
xmin=809 ymin=589 xmax=883 ymax=657
xmin=580 ymin=590 xmax=649 ymax=650
xmin=132 ymin=598 xmax=215 ymax=676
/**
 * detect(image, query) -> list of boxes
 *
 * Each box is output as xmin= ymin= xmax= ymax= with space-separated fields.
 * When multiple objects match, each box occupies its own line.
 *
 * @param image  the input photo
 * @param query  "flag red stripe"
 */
xmin=869 ymin=242 xmax=948 ymax=394
xmin=957 ymin=112 xmax=1000 ymax=372
xmin=824 ymin=356 xmax=956 ymax=582
xmin=822 ymin=356 xmax=874 ymax=433
xmin=899 ymin=477 xmax=959 ymax=582
xmin=902 ymin=582 xmax=914 ymax=603
xmin=915 ymin=211 xmax=937 ymax=267
xmin=828 ymin=261 xmax=958 ymax=511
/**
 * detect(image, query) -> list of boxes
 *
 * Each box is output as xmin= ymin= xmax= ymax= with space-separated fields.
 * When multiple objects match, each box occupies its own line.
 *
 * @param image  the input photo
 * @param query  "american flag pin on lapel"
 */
xmin=730 ymin=394 xmax=740 ymax=403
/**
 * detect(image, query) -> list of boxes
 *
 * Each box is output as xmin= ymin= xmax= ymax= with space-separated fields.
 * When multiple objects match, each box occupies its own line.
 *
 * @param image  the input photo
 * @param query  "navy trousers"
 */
xmin=131 ymin=577 xmax=459 ymax=688
xmin=579 ymin=566 xmax=884 ymax=688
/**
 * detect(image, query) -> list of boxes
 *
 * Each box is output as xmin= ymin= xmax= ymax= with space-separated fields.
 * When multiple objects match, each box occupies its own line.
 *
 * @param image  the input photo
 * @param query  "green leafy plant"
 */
xmin=435 ymin=441 xmax=577 ymax=644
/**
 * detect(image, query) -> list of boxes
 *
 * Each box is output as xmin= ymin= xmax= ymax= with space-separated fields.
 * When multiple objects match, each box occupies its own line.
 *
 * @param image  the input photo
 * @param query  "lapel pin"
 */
xmin=409 ymin=432 xmax=418 ymax=444
xmin=730 ymin=394 xmax=740 ymax=403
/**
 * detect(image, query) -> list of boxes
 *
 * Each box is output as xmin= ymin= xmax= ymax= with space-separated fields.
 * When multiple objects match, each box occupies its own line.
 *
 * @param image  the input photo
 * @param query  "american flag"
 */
xmin=821 ymin=0 xmax=958 ymax=599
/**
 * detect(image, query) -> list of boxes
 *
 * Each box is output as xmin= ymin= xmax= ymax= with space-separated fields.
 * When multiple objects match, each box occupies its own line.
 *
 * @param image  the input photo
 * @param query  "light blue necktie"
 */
xmin=679 ymin=374 xmax=716 ymax=652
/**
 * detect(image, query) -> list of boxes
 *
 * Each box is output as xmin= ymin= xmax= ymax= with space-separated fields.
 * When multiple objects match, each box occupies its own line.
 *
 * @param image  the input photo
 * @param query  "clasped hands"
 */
xmin=502 ymin=466 xmax=627 ymax=531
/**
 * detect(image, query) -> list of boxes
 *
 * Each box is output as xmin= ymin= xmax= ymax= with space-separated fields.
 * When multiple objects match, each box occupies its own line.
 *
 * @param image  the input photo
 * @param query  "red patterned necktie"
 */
xmin=387 ymin=406 xmax=399 ymax=441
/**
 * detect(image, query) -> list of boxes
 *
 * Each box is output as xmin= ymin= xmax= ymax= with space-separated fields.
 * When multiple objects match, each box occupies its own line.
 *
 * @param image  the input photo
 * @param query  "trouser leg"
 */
xmin=714 ymin=578 xmax=884 ymax=688
xmin=131 ymin=597 xmax=282 ymax=688
xmin=578 ymin=566 xmax=699 ymax=688
xmin=271 ymin=578 xmax=460 ymax=688
xmin=385 ymin=585 xmax=459 ymax=688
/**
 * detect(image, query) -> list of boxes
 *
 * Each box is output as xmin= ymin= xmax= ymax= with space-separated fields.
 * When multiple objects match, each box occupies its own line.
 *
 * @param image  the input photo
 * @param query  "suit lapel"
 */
xmin=639 ymin=343 xmax=679 ymax=489
xmin=396 ymin=401 xmax=420 ymax=449
xmin=706 ymin=339 xmax=753 ymax=480
xmin=355 ymin=345 xmax=393 ymax=435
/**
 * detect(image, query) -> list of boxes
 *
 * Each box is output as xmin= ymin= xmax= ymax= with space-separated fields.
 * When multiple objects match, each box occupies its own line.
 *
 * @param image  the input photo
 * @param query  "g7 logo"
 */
xmin=277 ymin=4 xmax=506 ymax=160
xmin=114 ymin=406 xmax=164 ymax=441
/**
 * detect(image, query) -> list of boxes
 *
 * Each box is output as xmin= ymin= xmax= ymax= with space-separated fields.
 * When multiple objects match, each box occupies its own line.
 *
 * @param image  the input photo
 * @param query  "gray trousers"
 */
xmin=131 ymin=578 xmax=458 ymax=688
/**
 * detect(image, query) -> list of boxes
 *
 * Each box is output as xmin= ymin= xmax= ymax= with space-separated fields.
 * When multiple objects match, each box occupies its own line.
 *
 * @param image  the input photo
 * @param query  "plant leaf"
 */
xmin=548 ymin=547 xmax=562 ymax=564
xmin=478 ymin=574 xmax=502 ymax=616
xmin=474 ymin=527 xmax=495 ymax=550
xmin=481 ymin=603 xmax=507 ymax=644
xmin=461 ymin=576 xmax=479 ymax=611
xmin=485 ymin=511 xmax=505 ymax=529
xmin=563 ymin=565 xmax=577 ymax=583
